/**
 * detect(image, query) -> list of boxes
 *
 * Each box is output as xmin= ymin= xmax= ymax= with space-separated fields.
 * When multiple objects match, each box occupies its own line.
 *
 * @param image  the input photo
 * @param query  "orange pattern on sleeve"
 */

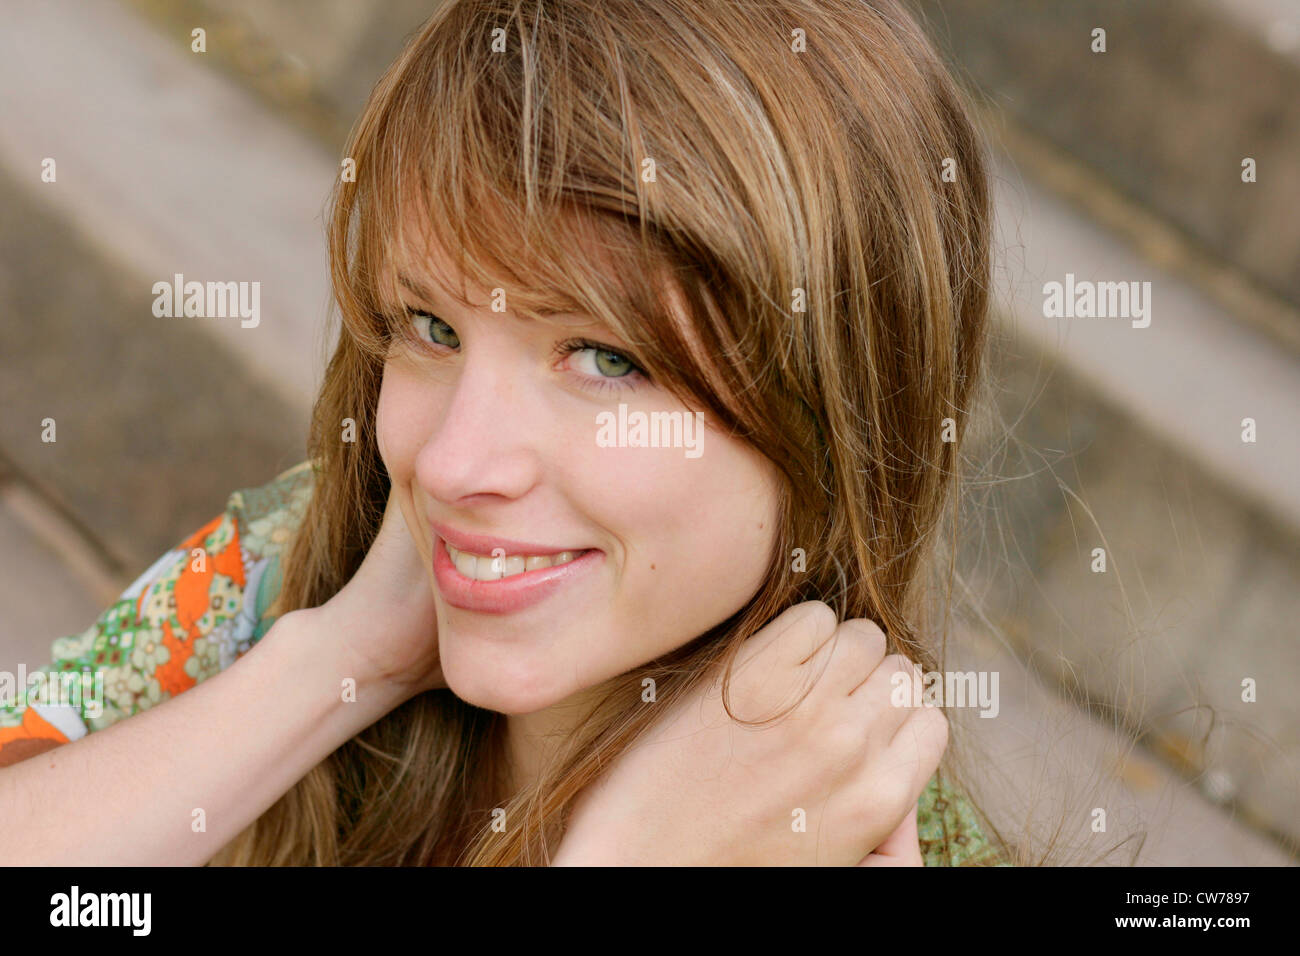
xmin=154 ymin=618 xmax=197 ymax=698
xmin=0 ymin=708 xmax=72 ymax=767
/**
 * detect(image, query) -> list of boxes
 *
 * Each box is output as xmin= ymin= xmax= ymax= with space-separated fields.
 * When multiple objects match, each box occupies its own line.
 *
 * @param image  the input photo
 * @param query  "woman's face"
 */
xmin=376 ymin=232 xmax=781 ymax=715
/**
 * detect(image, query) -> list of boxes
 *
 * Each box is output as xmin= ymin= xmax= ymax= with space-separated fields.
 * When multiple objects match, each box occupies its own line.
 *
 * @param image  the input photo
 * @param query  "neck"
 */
xmin=503 ymin=686 xmax=605 ymax=793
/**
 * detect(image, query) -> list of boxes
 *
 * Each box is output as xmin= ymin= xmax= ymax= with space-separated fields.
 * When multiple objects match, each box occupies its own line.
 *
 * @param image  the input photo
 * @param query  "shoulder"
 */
xmin=221 ymin=459 xmax=317 ymax=643
xmin=182 ymin=459 xmax=316 ymax=671
xmin=917 ymin=772 xmax=1011 ymax=866
xmin=0 ymin=461 xmax=316 ymax=756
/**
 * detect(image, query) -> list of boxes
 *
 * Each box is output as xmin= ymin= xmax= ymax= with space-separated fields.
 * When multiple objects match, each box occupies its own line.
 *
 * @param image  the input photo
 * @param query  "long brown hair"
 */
xmin=210 ymin=0 xmax=1003 ymax=865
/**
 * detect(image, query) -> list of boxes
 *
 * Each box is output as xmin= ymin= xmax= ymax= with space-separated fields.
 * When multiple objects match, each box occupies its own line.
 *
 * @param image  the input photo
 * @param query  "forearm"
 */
xmin=0 ymin=610 xmax=404 ymax=865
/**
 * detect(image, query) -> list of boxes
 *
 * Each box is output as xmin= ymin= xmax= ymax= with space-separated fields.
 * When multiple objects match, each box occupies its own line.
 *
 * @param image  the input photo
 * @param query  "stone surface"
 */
xmin=0 ymin=485 xmax=108 ymax=677
xmin=912 ymin=0 xmax=1300 ymax=313
xmin=962 ymin=334 xmax=1300 ymax=853
xmin=0 ymin=168 xmax=307 ymax=573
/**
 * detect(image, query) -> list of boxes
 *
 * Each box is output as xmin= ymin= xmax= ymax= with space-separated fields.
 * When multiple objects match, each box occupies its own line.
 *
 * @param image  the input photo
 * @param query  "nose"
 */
xmin=413 ymin=347 xmax=544 ymax=507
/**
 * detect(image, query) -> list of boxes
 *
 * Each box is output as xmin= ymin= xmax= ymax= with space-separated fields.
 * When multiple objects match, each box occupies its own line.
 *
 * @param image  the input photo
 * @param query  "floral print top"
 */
xmin=0 ymin=460 xmax=1009 ymax=865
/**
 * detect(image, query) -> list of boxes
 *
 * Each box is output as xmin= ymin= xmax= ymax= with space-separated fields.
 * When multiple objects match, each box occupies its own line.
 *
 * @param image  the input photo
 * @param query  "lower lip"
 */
xmin=431 ymin=536 xmax=604 ymax=614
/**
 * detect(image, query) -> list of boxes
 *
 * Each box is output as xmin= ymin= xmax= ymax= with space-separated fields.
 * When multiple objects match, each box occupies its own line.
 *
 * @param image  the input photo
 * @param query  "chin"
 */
xmin=439 ymin=639 xmax=574 ymax=715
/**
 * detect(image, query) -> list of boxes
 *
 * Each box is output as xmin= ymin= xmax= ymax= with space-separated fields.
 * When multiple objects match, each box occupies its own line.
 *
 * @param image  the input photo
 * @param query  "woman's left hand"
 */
xmin=552 ymin=602 xmax=947 ymax=866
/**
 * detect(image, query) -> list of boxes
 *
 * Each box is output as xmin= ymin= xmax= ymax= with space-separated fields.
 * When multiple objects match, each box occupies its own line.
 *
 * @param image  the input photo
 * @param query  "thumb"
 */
xmin=857 ymin=805 xmax=923 ymax=867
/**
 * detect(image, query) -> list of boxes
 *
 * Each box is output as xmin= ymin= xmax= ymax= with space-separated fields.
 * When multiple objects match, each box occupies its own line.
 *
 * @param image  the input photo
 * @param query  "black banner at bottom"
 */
xmin=2 ymin=864 xmax=1287 ymax=942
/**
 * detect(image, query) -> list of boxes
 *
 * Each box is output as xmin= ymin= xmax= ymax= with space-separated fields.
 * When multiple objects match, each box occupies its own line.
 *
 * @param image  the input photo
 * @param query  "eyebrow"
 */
xmin=396 ymin=272 xmax=602 ymax=331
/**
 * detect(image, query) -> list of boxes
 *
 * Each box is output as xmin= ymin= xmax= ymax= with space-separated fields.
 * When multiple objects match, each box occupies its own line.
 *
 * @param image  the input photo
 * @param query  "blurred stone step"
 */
xmin=912 ymin=0 xmax=1300 ymax=323
xmin=0 ymin=0 xmax=317 ymax=581
xmin=0 ymin=0 xmax=333 ymax=419
xmin=0 ymin=472 xmax=118 ymax=675
xmin=963 ymin=332 xmax=1300 ymax=857
xmin=950 ymin=627 xmax=1294 ymax=865
xmin=991 ymin=151 xmax=1300 ymax=537
xmin=126 ymin=0 xmax=440 ymax=153
xmin=0 ymin=165 xmax=307 ymax=575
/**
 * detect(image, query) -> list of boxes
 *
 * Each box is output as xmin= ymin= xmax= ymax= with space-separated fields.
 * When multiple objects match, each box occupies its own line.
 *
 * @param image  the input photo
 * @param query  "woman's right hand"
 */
xmin=287 ymin=484 xmax=445 ymax=703
xmin=553 ymin=601 xmax=947 ymax=866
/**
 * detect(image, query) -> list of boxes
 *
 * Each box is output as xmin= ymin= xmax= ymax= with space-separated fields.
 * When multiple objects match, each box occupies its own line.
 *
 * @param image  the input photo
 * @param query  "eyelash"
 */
xmin=398 ymin=309 xmax=650 ymax=394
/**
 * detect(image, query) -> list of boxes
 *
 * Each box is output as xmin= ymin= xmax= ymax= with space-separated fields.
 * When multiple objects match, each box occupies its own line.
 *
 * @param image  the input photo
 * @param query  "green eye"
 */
xmin=592 ymin=349 xmax=632 ymax=377
xmin=430 ymin=318 xmax=459 ymax=348
xmin=558 ymin=338 xmax=648 ymax=389
xmin=414 ymin=312 xmax=459 ymax=348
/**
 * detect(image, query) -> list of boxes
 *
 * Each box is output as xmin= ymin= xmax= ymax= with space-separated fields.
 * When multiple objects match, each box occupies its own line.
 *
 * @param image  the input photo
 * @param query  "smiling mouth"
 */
xmin=443 ymin=542 xmax=591 ymax=582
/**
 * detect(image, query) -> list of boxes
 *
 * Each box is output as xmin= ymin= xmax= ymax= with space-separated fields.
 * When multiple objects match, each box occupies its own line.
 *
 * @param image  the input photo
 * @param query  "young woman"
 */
xmin=0 ymin=0 xmax=1006 ymax=865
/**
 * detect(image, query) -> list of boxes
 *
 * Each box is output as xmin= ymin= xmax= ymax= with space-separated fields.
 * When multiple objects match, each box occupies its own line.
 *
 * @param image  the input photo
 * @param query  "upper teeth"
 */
xmin=445 ymin=542 xmax=582 ymax=581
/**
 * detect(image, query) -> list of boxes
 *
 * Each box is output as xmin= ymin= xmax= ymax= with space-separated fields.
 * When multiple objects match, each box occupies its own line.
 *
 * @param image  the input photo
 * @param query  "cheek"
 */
xmin=573 ymin=430 xmax=779 ymax=624
xmin=376 ymin=361 xmax=440 ymax=481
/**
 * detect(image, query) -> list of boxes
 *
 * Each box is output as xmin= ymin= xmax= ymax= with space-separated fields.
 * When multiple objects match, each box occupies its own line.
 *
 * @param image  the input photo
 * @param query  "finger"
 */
xmin=859 ymin=805 xmax=921 ymax=865
xmin=851 ymin=651 xmax=922 ymax=701
xmin=857 ymin=805 xmax=922 ymax=866
xmin=844 ymin=653 xmax=923 ymax=749
xmin=885 ymin=705 xmax=949 ymax=801
xmin=839 ymin=705 xmax=945 ymax=849
xmin=802 ymin=618 xmax=887 ymax=698
xmin=734 ymin=601 xmax=838 ymax=680
xmin=727 ymin=603 xmax=838 ymax=719
xmin=828 ymin=703 xmax=945 ymax=865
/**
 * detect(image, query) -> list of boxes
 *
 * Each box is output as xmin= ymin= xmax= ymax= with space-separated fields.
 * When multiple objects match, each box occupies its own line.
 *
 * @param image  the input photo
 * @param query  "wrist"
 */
xmin=268 ymin=607 xmax=414 ymax=723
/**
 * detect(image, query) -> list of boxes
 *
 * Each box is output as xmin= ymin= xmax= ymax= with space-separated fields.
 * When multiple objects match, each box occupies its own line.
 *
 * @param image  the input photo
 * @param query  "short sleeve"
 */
xmin=918 ymin=772 xmax=1011 ymax=866
xmin=0 ymin=460 xmax=315 ymax=767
